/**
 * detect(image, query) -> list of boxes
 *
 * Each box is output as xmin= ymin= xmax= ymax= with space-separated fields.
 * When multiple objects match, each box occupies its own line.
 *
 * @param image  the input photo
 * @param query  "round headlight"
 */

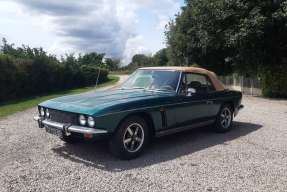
xmin=40 ymin=107 xmax=45 ymax=117
xmin=46 ymin=109 xmax=50 ymax=118
xmin=87 ymin=116 xmax=95 ymax=127
xmin=79 ymin=115 xmax=86 ymax=126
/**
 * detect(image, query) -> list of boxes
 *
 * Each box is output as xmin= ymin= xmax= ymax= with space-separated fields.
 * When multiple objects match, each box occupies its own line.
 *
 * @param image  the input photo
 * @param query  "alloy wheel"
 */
xmin=220 ymin=107 xmax=232 ymax=129
xmin=123 ymin=123 xmax=145 ymax=153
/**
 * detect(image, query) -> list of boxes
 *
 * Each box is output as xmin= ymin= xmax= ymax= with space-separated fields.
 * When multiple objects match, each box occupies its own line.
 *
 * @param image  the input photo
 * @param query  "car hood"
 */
xmin=40 ymin=88 xmax=174 ymax=115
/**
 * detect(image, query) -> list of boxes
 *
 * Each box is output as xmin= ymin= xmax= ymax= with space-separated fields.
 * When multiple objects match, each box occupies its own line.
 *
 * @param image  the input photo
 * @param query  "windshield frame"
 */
xmin=121 ymin=69 xmax=182 ymax=93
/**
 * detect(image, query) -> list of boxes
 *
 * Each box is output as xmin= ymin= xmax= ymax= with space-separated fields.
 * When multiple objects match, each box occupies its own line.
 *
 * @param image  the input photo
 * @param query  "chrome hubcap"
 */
xmin=123 ymin=123 xmax=144 ymax=153
xmin=220 ymin=108 xmax=232 ymax=129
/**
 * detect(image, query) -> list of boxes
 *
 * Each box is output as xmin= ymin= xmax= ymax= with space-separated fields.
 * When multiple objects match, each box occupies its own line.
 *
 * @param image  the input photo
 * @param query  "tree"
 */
xmin=1 ymin=38 xmax=57 ymax=60
xmin=153 ymin=48 xmax=169 ymax=66
xmin=127 ymin=54 xmax=153 ymax=69
xmin=78 ymin=52 xmax=105 ymax=67
xmin=166 ymin=0 xmax=287 ymax=74
xmin=105 ymin=58 xmax=120 ymax=71
xmin=122 ymin=49 xmax=172 ymax=71
xmin=166 ymin=0 xmax=287 ymax=97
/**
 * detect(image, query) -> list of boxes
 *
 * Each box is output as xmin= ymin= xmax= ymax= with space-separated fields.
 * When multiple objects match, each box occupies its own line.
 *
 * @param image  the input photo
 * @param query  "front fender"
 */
xmin=94 ymin=108 xmax=163 ymax=133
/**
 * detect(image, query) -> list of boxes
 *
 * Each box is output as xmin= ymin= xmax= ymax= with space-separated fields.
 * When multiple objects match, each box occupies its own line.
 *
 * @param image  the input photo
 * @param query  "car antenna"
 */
xmin=95 ymin=68 xmax=101 ymax=89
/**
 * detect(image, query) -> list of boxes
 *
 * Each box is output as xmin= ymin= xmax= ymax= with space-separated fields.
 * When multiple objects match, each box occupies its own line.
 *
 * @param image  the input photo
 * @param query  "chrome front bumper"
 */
xmin=33 ymin=116 xmax=108 ymax=135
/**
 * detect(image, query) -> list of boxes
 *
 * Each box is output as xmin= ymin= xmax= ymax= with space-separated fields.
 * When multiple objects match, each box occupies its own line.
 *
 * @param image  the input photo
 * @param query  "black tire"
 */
xmin=109 ymin=116 xmax=150 ymax=160
xmin=214 ymin=104 xmax=234 ymax=133
xmin=60 ymin=134 xmax=80 ymax=144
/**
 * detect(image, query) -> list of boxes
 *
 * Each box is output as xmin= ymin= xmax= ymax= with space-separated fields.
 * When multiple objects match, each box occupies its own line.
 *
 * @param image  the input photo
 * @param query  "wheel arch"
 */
xmin=224 ymin=101 xmax=235 ymax=112
xmin=117 ymin=112 xmax=156 ymax=137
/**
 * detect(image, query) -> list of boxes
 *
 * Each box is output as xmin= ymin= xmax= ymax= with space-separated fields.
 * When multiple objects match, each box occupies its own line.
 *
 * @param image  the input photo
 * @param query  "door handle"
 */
xmin=206 ymin=100 xmax=213 ymax=105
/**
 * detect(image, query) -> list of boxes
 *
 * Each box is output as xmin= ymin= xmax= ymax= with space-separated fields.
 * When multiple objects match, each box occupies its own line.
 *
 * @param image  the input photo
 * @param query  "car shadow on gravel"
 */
xmin=52 ymin=121 xmax=262 ymax=172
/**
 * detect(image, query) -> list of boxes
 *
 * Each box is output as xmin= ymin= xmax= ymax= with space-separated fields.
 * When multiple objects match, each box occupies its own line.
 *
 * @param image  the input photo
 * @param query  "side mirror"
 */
xmin=187 ymin=88 xmax=196 ymax=96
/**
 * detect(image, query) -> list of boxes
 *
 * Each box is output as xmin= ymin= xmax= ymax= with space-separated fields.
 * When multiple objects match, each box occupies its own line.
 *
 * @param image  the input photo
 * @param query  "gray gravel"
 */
xmin=1 ymin=95 xmax=287 ymax=192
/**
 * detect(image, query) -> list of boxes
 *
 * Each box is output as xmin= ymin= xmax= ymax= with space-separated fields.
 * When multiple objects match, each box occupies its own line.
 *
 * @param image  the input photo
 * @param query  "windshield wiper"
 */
xmin=121 ymin=87 xmax=146 ymax=90
xmin=151 ymin=89 xmax=175 ymax=92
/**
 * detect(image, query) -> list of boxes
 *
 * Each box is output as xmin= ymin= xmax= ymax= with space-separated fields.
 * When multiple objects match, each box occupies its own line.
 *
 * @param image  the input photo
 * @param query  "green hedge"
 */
xmin=261 ymin=67 xmax=287 ymax=98
xmin=0 ymin=54 xmax=108 ymax=102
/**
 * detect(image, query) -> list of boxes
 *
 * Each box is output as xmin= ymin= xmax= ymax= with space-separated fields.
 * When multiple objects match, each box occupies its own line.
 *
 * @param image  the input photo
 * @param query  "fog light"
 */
xmin=79 ymin=115 xmax=86 ymax=126
xmin=87 ymin=116 xmax=95 ymax=127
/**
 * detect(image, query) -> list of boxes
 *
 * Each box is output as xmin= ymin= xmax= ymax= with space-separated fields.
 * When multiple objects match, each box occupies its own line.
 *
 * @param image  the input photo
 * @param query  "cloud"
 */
xmin=122 ymin=35 xmax=151 ymax=65
xmin=14 ymin=0 xmax=97 ymax=16
xmin=146 ymin=0 xmax=182 ymax=31
xmin=11 ymin=0 xmax=181 ymax=65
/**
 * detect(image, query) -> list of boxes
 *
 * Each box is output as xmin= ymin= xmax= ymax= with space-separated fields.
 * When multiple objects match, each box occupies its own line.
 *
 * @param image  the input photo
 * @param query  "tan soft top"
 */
xmin=139 ymin=66 xmax=225 ymax=91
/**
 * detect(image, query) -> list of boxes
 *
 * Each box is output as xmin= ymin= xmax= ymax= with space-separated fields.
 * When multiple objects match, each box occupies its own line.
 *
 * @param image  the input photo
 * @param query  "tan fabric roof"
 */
xmin=139 ymin=66 xmax=225 ymax=91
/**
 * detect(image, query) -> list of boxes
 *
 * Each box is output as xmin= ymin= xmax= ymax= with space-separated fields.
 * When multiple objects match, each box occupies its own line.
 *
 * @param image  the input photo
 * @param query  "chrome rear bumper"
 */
xmin=33 ymin=116 xmax=107 ymax=135
xmin=234 ymin=104 xmax=244 ymax=117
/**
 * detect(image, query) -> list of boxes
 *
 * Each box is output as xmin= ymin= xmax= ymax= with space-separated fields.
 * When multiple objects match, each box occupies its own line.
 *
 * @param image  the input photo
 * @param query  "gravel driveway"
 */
xmin=0 ymin=93 xmax=287 ymax=191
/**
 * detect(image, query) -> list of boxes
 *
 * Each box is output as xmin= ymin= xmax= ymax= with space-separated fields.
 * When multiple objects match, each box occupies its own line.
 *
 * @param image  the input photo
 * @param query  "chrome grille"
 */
xmin=49 ymin=109 xmax=77 ymax=124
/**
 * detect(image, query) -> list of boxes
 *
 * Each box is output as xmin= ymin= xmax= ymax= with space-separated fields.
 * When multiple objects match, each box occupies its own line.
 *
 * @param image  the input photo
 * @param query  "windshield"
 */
xmin=121 ymin=69 xmax=180 ymax=92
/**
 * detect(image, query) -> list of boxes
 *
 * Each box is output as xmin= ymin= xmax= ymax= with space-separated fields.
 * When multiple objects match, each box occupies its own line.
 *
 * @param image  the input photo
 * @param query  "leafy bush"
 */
xmin=80 ymin=65 xmax=108 ymax=85
xmin=0 ymin=40 xmax=109 ymax=103
xmin=261 ymin=67 xmax=287 ymax=98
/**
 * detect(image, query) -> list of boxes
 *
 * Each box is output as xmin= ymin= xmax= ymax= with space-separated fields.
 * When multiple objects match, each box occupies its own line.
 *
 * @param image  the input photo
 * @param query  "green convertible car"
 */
xmin=34 ymin=67 xmax=243 ymax=159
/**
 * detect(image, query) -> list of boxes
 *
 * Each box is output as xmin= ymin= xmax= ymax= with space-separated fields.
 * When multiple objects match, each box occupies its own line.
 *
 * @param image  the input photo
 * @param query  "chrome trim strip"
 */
xmin=68 ymin=125 xmax=107 ymax=134
xmin=42 ymin=119 xmax=63 ymax=130
xmin=176 ymin=71 xmax=182 ymax=94
xmin=234 ymin=104 xmax=244 ymax=117
xmin=34 ymin=117 xmax=108 ymax=135
xmin=155 ymin=119 xmax=215 ymax=137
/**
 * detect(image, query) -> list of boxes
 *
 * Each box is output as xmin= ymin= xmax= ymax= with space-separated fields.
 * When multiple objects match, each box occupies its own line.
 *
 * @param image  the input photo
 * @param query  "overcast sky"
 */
xmin=0 ymin=0 xmax=184 ymax=65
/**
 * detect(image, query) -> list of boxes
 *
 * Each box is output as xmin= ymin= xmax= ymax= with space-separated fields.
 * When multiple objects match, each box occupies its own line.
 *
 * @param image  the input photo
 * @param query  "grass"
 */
xmin=0 ymin=75 xmax=119 ymax=118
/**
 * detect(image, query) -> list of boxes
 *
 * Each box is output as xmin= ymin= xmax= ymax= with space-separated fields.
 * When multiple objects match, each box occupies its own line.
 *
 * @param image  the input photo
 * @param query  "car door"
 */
xmin=175 ymin=72 xmax=217 ymax=128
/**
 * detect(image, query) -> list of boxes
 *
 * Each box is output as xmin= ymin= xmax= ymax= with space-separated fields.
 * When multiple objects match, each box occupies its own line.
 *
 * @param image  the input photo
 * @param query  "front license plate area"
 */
xmin=45 ymin=126 xmax=63 ymax=137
